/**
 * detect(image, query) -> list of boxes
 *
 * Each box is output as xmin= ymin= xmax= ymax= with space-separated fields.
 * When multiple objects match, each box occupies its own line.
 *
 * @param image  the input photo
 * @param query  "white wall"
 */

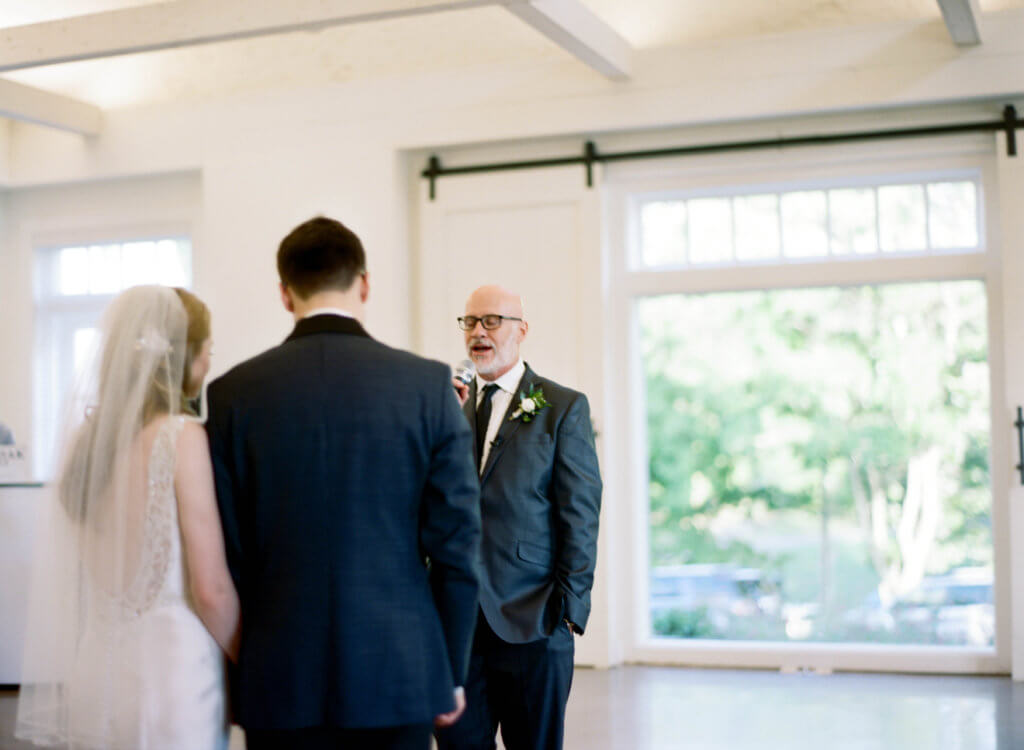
xmin=0 ymin=486 xmax=42 ymax=683
xmin=0 ymin=119 xmax=11 ymax=184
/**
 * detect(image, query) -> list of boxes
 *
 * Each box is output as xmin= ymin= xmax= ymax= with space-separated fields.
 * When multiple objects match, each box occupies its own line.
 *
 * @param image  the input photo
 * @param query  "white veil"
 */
xmin=16 ymin=285 xmax=188 ymax=748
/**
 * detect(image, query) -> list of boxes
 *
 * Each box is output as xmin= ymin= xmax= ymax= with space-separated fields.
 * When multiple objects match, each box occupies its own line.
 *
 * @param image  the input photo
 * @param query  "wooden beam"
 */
xmin=937 ymin=0 xmax=982 ymax=46
xmin=503 ymin=0 xmax=632 ymax=80
xmin=0 ymin=79 xmax=101 ymax=135
xmin=0 ymin=0 xmax=496 ymax=72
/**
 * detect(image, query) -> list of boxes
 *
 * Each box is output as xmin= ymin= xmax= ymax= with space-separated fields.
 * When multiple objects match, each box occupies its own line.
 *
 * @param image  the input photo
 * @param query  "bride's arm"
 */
xmin=175 ymin=420 xmax=242 ymax=662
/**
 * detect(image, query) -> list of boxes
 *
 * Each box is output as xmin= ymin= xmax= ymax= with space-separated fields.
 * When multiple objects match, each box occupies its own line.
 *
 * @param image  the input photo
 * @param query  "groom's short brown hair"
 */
xmin=277 ymin=216 xmax=366 ymax=299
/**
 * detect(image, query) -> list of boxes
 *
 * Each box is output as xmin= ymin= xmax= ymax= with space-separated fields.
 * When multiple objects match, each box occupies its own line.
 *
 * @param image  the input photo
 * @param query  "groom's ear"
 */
xmin=359 ymin=272 xmax=369 ymax=304
xmin=279 ymin=282 xmax=295 ymax=313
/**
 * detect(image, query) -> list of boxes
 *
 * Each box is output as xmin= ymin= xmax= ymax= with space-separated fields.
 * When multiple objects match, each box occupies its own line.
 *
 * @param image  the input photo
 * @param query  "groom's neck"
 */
xmin=290 ymin=289 xmax=364 ymax=323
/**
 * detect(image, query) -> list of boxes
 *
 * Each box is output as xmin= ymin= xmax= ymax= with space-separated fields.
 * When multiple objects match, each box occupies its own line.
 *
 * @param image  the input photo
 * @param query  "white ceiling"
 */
xmin=1 ymin=0 xmax=1022 ymax=110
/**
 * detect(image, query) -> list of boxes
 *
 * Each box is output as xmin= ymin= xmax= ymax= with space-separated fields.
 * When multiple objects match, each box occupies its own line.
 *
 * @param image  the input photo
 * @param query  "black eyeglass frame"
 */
xmin=457 ymin=315 xmax=524 ymax=331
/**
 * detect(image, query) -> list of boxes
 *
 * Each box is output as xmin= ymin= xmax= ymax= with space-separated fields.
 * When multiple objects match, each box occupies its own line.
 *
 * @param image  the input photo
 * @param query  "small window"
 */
xmin=34 ymin=237 xmax=192 ymax=478
xmin=634 ymin=176 xmax=981 ymax=269
xmin=734 ymin=194 xmax=780 ymax=261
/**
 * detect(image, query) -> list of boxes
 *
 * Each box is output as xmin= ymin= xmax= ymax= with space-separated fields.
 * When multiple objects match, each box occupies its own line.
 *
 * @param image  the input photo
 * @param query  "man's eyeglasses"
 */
xmin=457 ymin=315 xmax=523 ymax=331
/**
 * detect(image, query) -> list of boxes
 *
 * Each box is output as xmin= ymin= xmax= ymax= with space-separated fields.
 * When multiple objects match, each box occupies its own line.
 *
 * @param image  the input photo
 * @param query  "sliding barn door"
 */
xmin=416 ymin=165 xmax=611 ymax=667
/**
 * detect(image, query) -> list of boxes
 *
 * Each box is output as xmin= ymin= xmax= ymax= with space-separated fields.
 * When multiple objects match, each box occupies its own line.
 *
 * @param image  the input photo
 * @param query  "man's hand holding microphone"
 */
xmin=452 ymin=359 xmax=475 ymax=407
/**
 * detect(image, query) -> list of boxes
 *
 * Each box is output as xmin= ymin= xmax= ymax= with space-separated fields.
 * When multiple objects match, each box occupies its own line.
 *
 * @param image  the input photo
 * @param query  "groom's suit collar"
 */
xmin=285 ymin=313 xmax=372 ymax=343
xmin=465 ymin=363 xmax=539 ymax=483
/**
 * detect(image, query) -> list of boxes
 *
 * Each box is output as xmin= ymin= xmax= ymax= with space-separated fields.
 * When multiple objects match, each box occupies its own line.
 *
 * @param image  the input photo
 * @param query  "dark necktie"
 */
xmin=476 ymin=384 xmax=499 ymax=471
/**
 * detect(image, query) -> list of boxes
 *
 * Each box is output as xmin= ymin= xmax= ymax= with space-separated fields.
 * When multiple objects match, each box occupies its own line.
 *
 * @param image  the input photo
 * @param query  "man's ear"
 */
xmin=519 ymin=319 xmax=529 ymax=341
xmin=359 ymin=272 xmax=370 ymax=304
xmin=280 ymin=283 xmax=295 ymax=313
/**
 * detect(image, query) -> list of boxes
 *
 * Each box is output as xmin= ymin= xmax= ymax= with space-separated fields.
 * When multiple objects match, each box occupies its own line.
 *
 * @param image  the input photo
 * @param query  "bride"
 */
xmin=16 ymin=285 xmax=240 ymax=749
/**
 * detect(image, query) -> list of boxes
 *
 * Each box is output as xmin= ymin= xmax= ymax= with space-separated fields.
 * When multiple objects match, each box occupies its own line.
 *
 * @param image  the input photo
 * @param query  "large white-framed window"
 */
xmin=34 ymin=236 xmax=192 ymax=479
xmin=605 ymin=139 xmax=1008 ymax=674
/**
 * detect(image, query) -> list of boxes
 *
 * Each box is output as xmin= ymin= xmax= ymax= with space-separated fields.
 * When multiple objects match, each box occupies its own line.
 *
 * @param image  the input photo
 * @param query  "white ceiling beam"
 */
xmin=0 ymin=0 xmax=498 ymax=72
xmin=937 ymin=0 xmax=982 ymax=45
xmin=0 ymin=78 xmax=101 ymax=135
xmin=502 ymin=0 xmax=631 ymax=80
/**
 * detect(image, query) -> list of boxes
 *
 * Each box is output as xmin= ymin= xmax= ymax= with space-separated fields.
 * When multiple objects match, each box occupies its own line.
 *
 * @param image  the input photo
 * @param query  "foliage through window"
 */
xmin=641 ymin=283 xmax=992 ymax=646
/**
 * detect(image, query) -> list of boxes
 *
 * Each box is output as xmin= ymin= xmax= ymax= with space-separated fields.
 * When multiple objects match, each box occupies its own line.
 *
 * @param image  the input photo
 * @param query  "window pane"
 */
xmin=72 ymin=327 xmax=98 ymax=377
xmin=879 ymin=185 xmax=927 ymax=252
xmin=47 ymin=238 xmax=192 ymax=299
xmin=929 ymin=181 xmax=979 ymax=250
xmin=121 ymin=241 xmax=158 ymax=287
xmin=781 ymin=191 xmax=828 ymax=258
xmin=829 ymin=188 xmax=877 ymax=256
xmin=87 ymin=244 xmax=122 ymax=294
xmin=734 ymin=194 xmax=780 ymax=261
xmin=57 ymin=247 xmax=89 ymax=295
xmin=641 ymin=282 xmax=992 ymax=647
xmin=156 ymin=240 xmax=190 ymax=287
xmin=640 ymin=201 xmax=687 ymax=267
xmin=688 ymin=198 xmax=732 ymax=264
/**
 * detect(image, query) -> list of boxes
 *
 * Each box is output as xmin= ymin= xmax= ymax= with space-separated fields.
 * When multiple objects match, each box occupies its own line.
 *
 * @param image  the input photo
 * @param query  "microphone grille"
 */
xmin=454 ymin=359 xmax=476 ymax=385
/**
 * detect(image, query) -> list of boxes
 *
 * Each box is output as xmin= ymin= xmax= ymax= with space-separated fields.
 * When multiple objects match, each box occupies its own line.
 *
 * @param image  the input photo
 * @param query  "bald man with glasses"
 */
xmin=438 ymin=285 xmax=602 ymax=750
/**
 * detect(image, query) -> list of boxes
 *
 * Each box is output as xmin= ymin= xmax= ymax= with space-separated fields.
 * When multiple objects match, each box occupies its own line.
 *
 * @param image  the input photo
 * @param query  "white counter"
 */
xmin=0 ymin=484 xmax=44 ymax=684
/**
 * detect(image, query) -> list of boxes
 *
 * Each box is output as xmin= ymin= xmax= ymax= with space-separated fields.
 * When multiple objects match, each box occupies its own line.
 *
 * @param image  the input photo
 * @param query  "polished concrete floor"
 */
xmin=3 ymin=666 xmax=1023 ymax=749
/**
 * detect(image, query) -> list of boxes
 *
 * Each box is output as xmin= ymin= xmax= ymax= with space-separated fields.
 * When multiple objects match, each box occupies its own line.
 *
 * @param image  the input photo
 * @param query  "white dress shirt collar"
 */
xmin=475 ymin=358 xmax=525 ymax=399
xmin=302 ymin=307 xmax=355 ymax=320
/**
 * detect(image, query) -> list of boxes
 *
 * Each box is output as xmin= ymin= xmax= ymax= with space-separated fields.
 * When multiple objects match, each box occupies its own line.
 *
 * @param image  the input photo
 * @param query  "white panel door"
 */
xmin=418 ymin=168 xmax=595 ymax=388
xmin=996 ymin=137 xmax=1024 ymax=680
xmin=416 ymin=165 xmax=612 ymax=667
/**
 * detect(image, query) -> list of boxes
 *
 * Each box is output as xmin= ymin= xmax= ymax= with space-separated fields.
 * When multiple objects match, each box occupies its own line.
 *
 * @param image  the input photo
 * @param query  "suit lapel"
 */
xmin=479 ymin=367 xmax=534 ymax=484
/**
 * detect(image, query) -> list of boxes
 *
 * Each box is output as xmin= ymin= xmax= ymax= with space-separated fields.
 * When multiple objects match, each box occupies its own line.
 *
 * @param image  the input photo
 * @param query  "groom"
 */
xmin=205 ymin=216 xmax=481 ymax=750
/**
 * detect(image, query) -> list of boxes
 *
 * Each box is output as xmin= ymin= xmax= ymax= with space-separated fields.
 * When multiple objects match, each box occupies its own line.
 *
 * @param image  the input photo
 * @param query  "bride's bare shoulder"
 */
xmin=175 ymin=419 xmax=212 ymax=471
xmin=176 ymin=418 xmax=207 ymax=447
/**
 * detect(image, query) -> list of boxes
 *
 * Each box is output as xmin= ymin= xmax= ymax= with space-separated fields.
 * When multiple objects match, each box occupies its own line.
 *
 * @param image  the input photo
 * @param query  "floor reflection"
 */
xmin=3 ymin=666 xmax=1022 ymax=749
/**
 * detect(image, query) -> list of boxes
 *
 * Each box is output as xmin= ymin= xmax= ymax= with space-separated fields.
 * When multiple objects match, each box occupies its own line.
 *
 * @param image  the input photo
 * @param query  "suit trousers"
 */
xmin=435 ymin=613 xmax=575 ymax=750
xmin=246 ymin=723 xmax=433 ymax=750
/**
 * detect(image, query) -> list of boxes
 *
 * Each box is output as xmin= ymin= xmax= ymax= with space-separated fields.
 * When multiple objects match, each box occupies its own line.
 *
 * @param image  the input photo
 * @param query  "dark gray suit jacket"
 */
xmin=464 ymin=364 xmax=601 ymax=644
xmin=206 ymin=314 xmax=481 ymax=731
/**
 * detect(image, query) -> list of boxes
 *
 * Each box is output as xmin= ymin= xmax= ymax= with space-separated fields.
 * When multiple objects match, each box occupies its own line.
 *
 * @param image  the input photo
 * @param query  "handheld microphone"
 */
xmin=453 ymin=359 xmax=476 ymax=386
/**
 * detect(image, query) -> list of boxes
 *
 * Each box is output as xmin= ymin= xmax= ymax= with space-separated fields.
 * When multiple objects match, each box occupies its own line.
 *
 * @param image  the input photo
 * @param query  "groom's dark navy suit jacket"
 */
xmin=205 ymin=314 xmax=481 ymax=731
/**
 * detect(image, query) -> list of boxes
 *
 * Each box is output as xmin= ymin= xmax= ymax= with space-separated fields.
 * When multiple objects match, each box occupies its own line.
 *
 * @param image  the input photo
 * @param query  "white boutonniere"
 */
xmin=510 ymin=386 xmax=551 ymax=423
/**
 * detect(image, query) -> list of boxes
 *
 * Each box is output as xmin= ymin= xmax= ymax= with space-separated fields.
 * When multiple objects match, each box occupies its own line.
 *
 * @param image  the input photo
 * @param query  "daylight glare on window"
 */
xmin=636 ymin=178 xmax=981 ymax=269
xmin=52 ymin=239 xmax=190 ymax=296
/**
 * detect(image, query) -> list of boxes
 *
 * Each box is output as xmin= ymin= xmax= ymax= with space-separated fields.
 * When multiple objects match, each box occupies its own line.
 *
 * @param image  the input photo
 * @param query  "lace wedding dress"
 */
xmin=61 ymin=417 xmax=228 ymax=750
xmin=18 ymin=287 xmax=230 ymax=750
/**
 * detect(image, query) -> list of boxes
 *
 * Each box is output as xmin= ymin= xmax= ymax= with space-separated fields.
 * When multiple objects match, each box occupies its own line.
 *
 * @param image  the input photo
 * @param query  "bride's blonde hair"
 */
xmin=173 ymin=287 xmax=211 ymax=415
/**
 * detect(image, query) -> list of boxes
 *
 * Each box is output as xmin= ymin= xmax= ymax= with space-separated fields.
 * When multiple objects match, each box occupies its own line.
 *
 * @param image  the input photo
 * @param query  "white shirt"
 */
xmin=303 ymin=306 xmax=355 ymax=319
xmin=474 ymin=358 xmax=525 ymax=472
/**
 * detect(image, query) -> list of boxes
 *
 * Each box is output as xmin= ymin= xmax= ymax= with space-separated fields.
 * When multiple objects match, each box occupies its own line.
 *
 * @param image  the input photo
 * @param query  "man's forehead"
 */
xmin=466 ymin=288 xmax=522 ymax=314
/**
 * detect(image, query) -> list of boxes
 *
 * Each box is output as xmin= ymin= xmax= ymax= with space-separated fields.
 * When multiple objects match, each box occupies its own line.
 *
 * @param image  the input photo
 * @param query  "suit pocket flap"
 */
xmin=517 ymin=540 xmax=551 ymax=566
